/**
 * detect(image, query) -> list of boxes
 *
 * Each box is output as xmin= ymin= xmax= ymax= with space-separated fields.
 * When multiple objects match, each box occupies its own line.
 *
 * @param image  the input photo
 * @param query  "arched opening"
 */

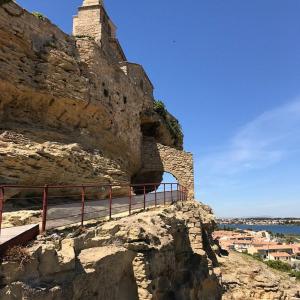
xmin=130 ymin=172 xmax=181 ymax=210
xmin=131 ymin=171 xmax=163 ymax=195
xmin=145 ymin=172 xmax=180 ymax=206
xmin=132 ymin=138 xmax=194 ymax=200
xmin=156 ymin=172 xmax=178 ymax=192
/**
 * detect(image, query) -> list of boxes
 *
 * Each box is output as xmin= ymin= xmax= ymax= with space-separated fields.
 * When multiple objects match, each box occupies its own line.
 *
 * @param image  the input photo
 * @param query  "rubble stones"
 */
xmin=0 ymin=200 xmax=222 ymax=300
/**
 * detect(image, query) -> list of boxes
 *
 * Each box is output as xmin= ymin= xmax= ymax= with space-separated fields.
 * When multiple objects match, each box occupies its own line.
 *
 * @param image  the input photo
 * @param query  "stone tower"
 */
xmin=73 ymin=0 xmax=126 ymax=62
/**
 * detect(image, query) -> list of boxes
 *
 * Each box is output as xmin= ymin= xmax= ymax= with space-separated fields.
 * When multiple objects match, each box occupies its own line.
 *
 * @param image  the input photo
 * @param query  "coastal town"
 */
xmin=213 ymin=229 xmax=300 ymax=269
xmin=218 ymin=218 xmax=300 ymax=225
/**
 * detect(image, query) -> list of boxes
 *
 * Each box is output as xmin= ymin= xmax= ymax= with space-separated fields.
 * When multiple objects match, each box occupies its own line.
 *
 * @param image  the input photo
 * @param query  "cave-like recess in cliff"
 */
xmin=131 ymin=171 xmax=178 ymax=195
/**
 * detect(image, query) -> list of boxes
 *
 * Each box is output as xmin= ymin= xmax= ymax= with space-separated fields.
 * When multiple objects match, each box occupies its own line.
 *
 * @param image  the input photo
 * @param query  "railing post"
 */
xmin=154 ymin=185 xmax=157 ymax=207
xmin=41 ymin=185 xmax=48 ymax=233
xmin=81 ymin=186 xmax=85 ymax=227
xmin=143 ymin=185 xmax=146 ymax=210
xmin=171 ymin=183 xmax=173 ymax=204
xmin=177 ymin=183 xmax=179 ymax=203
xmin=163 ymin=183 xmax=166 ymax=206
xmin=109 ymin=185 xmax=112 ymax=220
xmin=129 ymin=186 xmax=132 ymax=215
xmin=179 ymin=185 xmax=182 ymax=202
xmin=0 ymin=187 xmax=4 ymax=236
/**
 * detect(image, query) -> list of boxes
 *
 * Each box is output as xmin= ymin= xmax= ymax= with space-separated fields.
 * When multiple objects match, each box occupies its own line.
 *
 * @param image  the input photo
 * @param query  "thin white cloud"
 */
xmin=201 ymin=98 xmax=300 ymax=176
xmin=195 ymin=99 xmax=300 ymax=217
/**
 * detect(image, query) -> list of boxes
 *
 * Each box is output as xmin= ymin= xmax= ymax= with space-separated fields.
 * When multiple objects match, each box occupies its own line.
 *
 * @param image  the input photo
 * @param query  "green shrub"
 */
xmin=32 ymin=12 xmax=46 ymax=21
xmin=167 ymin=117 xmax=183 ymax=146
xmin=244 ymin=252 xmax=299 ymax=278
xmin=290 ymin=270 xmax=300 ymax=280
xmin=153 ymin=100 xmax=184 ymax=147
xmin=252 ymin=253 xmax=263 ymax=262
xmin=154 ymin=100 xmax=167 ymax=118
xmin=265 ymin=260 xmax=292 ymax=272
xmin=285 ymin=236 xmax=297 ymax=244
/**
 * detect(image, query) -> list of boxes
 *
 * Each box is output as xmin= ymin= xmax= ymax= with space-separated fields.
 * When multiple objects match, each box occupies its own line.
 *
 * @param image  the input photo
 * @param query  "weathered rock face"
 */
xmin=0 ymin=2 xmax=140 ymax=186
xmin=220 ymin=252 xmax=300 ymax=300
xmin=0 ymin=1 xmax=193 ymax=194
xmin=0 ymin=201 xmax=222 ymax=300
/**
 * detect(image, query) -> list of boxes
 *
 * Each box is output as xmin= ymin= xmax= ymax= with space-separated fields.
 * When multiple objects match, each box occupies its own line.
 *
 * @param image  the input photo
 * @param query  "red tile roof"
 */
xmin=269 ymin=252 xmax=291 ymax=258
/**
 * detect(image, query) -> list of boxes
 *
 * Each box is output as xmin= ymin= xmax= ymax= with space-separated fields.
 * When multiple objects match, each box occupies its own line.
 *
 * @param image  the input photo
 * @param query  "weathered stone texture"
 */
xmin=0 ymin=1 xmax=186 ymax=189
xmin=0 ymin=201 xmax=222 ymax=300
xmin=139 ymin=137 xmax=195 ymax=199
xmin=220 ymin=251 xmax=300 ymax=300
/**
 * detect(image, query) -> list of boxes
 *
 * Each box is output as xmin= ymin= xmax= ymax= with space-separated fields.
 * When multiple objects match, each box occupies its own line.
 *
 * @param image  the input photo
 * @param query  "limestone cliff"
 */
xmin=0 ymin=1 xmax=192 ymax=194
xmin=0 ymin=201 xmax=222 ymax=300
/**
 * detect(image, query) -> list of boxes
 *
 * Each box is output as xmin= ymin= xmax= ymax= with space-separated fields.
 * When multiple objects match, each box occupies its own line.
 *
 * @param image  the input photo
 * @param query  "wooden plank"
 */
xmin=0 ymin=224 xmax=39 ymax=255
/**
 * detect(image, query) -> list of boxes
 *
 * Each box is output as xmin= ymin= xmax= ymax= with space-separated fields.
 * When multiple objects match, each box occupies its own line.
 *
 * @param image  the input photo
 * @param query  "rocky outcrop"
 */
xmin=0 ymin=1 xmax=186 ymax=191
xmin=220 ymin=251 xmax=300 ymax=300
xmin=0 ymin=201 xmax=222 ymax=300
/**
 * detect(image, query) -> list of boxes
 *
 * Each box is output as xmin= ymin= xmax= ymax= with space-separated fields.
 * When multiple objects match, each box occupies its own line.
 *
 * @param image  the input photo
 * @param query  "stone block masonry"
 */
xmin=0 ymin=0 xmax=195 ymax=200
xmin=140 ymin=138 xmax=195 ymax=200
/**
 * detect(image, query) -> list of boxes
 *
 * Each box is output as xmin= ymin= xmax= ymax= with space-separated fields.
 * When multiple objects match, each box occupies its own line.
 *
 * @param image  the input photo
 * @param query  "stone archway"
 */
xmin=133 ymin=137 xmax=194 ymax=200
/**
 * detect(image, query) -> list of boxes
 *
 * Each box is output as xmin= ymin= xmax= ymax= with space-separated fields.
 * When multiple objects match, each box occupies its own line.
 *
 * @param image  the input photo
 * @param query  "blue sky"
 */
xmin=17 ymin=0 xmax=300 ymax=217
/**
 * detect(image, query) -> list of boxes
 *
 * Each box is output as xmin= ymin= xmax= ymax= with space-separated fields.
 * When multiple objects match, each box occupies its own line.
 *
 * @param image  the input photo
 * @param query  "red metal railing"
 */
xmin=0 ymin=186 xmax=4 ymax=236
xmin=0 ymin=183 xmax=188 ymax=234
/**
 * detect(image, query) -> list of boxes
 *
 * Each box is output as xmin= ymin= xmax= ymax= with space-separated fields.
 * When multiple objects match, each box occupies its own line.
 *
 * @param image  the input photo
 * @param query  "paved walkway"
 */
xmin=0 ymin=191 xmax=180 ymax=253
xmin=46 ymin=191 xmax=179 ymax=229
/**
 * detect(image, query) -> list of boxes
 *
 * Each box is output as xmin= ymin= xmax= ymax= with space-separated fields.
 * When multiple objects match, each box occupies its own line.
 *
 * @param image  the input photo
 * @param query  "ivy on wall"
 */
xmin=154 ymin=100 xmax=184 ymax=148
xmin=32 ymin=12 xmax=46 ymax=20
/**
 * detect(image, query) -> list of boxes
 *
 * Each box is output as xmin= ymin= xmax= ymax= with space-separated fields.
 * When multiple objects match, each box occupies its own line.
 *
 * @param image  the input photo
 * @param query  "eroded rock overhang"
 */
xmin=0 ymin=1 xmax=195 ymax=198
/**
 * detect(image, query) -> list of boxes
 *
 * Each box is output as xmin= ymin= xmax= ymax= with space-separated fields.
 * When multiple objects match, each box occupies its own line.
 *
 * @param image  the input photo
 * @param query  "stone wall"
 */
xmin=157 ymin=144 xmax=194 ymax=200
xmin=138 ymin=138 xmax=195 ymax=200
xmin=120 ymin=62 xmax=154 ymax=97
xmin=73 ymin=0 xmax=125 ymax=64
xmin=0 ymin=1 xmax=191 ymax=196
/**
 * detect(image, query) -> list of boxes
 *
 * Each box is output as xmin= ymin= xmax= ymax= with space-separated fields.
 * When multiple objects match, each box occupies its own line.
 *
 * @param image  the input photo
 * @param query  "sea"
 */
xmin=219 ymin=224 xmax=300 ymax=235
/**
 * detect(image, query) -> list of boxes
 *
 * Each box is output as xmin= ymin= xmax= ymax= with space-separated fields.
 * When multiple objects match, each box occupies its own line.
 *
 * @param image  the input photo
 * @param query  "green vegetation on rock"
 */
xmin=264 ymin=260 xmax=292 ymax=272
xmin=32 ymin=12 xmax=46 ymax=21
xmin=154 ymin=100 xmax=184 ymax=148
xmin=290 ymin=270 xmax=300 ymax=280
xmin=154 ymin=100 xmax=167 ymax=118
xmin=244 ymin=252 xmax=300 ymax=281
